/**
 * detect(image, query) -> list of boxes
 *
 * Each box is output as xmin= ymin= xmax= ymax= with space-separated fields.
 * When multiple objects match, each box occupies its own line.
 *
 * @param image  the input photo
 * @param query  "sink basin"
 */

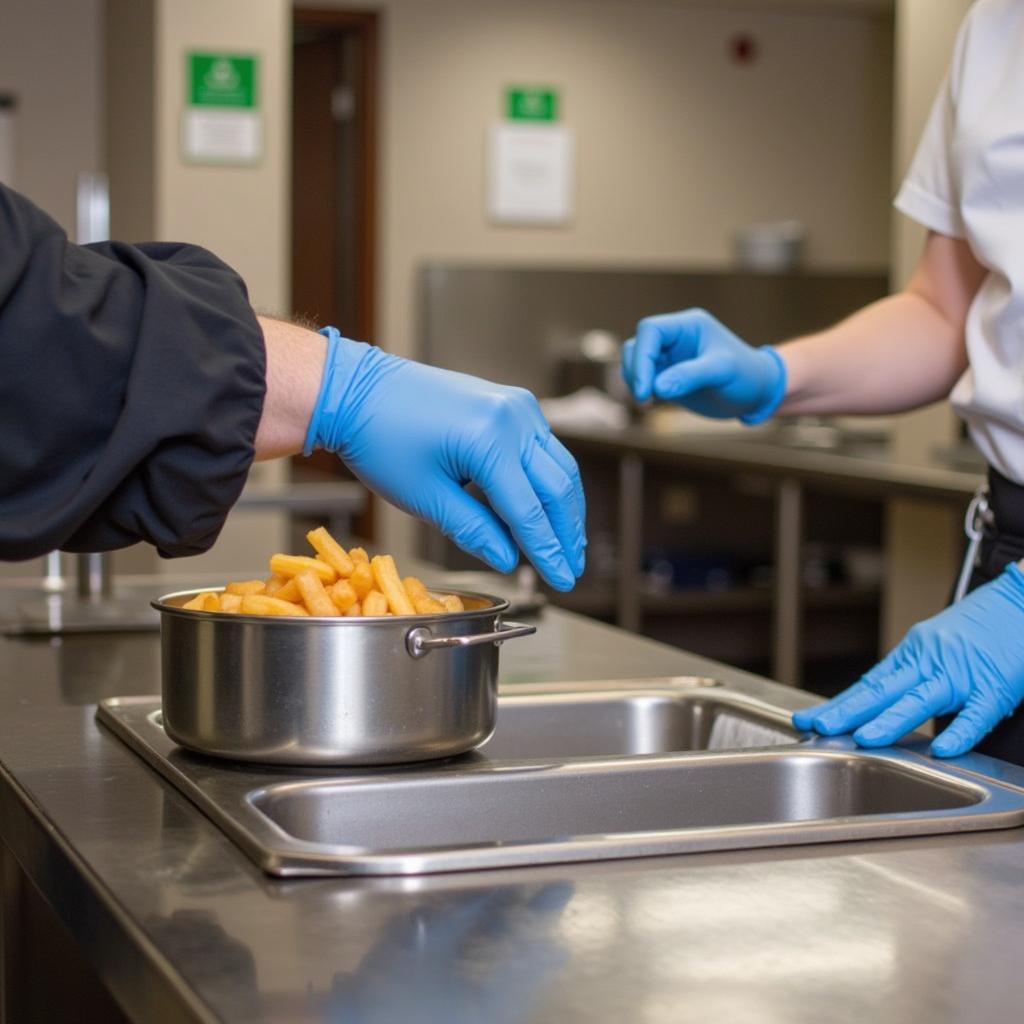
xmin=96 ymin=688 xmax=1024 ymax=877
xmin=246 ymin=750 xmax=1002 ymax=874
xmin=479 ymin=687 xmax=796 ymax=759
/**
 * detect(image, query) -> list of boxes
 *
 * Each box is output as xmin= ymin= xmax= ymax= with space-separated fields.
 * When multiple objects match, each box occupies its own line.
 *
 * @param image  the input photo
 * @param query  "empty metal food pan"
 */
xmin=152 ymin=588 xmax=535 ymax=766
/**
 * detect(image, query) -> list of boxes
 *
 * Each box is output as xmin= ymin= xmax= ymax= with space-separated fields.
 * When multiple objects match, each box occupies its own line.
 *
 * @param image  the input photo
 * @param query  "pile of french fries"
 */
xmin=182 ymin=526 xmax=466 ymax=618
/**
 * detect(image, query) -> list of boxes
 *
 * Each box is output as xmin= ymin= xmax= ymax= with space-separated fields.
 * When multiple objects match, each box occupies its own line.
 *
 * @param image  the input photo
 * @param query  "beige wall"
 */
xmin=152 ymin=0 xmax=291 ymax=314
xmin=107 ymin=0 xmax=292 ymax=300
xmin=371 ymin=0 xmax=894 ymax=365
xmin=0 ymin=0 xmax=103 ymax=232
xmin=107 ymin=0 xmax=291 ymax=317
xmin=882 ymin=0 xmax=974 ymax=648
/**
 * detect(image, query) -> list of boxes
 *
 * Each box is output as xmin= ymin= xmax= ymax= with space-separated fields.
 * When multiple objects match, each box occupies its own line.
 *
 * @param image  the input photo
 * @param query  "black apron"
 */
xmin=936 ymin=467 xmax=1024 ymax=766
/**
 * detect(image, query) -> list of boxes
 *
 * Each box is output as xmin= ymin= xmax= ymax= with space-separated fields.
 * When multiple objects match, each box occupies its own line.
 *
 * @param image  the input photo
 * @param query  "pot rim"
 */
xmin=152 ymin=586 xmax=510 ymax=626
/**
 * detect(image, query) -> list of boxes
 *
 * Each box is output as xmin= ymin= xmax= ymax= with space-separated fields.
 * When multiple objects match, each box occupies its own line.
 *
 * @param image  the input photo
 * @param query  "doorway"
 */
xmin=291 ymin=8 xmax=378 ymax=539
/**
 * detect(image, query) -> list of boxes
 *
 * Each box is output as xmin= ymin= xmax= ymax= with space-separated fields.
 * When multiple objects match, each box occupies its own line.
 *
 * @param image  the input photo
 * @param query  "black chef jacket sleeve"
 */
xmin=0 ymin=184 xmax=267 ymax=561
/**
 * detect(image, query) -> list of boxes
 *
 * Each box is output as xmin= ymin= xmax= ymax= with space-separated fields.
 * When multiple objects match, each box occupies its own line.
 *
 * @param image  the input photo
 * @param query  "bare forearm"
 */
xmin=777 ymin=232 xmax=983 ymax=417
xmin=253 ymin=316 xmax=326 ymax=460
xmin=778 ymin=291 xmax=967 ymax=416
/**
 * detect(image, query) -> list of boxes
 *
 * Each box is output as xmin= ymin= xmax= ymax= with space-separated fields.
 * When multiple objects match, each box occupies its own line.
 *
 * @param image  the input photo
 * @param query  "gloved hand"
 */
xmin=792 ymin=563 xmax=1024 ymax=757
xmin=304 ymin=328 xmax=586 ymax=591
xmin=621 ymin=309 xmax=786 ymax=423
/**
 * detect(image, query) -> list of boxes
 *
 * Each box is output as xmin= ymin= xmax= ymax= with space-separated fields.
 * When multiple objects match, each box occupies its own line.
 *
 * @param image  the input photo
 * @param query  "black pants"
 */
xmin=935 ymin=467 xmax=1024 ymax=766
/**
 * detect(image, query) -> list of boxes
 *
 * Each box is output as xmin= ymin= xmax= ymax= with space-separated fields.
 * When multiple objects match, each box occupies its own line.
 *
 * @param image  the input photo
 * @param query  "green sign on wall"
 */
xmin=505 ymin=86 xmax=559 ymax=122
xmin=188 ymin=53 xmax=258 ymax=109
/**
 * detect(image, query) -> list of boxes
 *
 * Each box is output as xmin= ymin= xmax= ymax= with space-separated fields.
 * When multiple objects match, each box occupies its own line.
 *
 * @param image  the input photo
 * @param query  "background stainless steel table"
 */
xmin=552 ymin=424 xmax=984 ymax=686
xmin=1 ymin=574 xmax=1023 ymax=1023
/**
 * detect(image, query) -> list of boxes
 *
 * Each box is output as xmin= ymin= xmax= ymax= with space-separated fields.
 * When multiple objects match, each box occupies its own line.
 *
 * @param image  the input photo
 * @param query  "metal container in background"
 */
xmin=734 ymin=220 xmax=805 ymax=273
xmin=153 ymin=589 xmax=535 ymax=766
xmin=555 ymin=329 xmax=629 ymax=401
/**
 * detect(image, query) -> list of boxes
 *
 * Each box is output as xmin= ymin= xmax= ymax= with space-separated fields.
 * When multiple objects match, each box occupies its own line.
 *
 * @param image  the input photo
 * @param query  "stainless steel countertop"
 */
xmin=2 ymin=576 xmax=1023 ymax=1023
xmin=556 ymin=423 xmax=984 ymax=502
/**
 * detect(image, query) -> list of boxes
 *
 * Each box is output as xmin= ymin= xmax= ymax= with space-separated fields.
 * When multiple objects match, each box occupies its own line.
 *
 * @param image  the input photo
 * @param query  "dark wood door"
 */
xmin=291 ymin=10 xmax=378 ymax=538
xmin=292 ymin=35 xmax=341 ymax=328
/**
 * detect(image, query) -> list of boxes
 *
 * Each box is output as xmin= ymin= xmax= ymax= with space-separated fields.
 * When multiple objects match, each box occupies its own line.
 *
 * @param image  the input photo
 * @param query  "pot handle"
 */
xmin=406 ymin=621 xmax=536 ymax=659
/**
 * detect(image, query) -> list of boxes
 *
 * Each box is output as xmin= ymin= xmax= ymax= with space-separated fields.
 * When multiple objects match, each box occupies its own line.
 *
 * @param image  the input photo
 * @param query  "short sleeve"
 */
xmin=893 ymin=16 xmax=971 ymax=238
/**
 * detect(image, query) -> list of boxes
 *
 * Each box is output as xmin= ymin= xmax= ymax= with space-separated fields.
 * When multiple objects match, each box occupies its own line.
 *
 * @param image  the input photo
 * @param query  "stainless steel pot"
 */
xmin=152 ymin=588 xmax=535 ymax=766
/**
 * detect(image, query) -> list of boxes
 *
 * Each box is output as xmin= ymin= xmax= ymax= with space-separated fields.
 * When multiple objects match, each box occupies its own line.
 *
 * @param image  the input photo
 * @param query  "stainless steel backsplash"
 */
xmin=418 ymin=263 xmax=889 ymax=397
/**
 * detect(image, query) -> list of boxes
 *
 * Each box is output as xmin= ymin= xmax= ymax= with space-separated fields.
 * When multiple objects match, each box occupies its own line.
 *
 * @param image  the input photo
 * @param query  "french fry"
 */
xmin=362 ymin=590 xmax=388 ymax=617
xmin=349 ymin=561 xmax=374 ymax=599
xmin=371 ymin=555 xmax=416 ymax=616
xmin=295 ymin=570 xmax=339 ymax=617
xmin=269 ymin=553 xmax=337 ymax=584
xmin=401 ymin=576 xmax=445 ymax=614
xmin=264 ymin=573 xmax=290 ymax=597
xmin=225 ymin=579 xmax=266 ymax=596
xmin=183 ymin=527 xmax=480 ymax=619
xmin=306 ymin=526 xmax=355 ymax=578
xmin=329 ymin=579 xmax=358 ymax=614
xmin=240 ymin=594 xmax=309 ymax=617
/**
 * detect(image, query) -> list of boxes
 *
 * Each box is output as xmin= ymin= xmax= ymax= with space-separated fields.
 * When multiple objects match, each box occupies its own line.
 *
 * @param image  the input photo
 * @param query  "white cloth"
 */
xmin=539 ymin=387 xmax=628 ymax=431
xmin=894 ymin=0 xmax=1024 ymax=485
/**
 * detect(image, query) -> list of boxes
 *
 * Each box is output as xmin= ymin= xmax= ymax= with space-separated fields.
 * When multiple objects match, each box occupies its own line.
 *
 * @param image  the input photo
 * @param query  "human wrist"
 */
xmin=302 ymin=327 xmax=384 ymax=457
xmin=253 ymin=316 xmax=328 ymax=460
xmin=772 ymin=340 xmax=813 ymax=416
xmin=739 ymin=346 xmax=787 ymax=425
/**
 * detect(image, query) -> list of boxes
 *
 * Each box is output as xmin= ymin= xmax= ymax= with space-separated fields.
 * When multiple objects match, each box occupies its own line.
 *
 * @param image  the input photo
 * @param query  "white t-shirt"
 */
xmin=895 ymin=0 xmax=1024 ymax=484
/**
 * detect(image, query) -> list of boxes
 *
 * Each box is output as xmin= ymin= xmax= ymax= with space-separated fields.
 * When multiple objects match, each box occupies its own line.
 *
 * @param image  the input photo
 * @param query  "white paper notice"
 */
xmin=488 ymin=123 xmax=573 ymax=225
xmin=182 ymin=109 xmax=262 ymax=165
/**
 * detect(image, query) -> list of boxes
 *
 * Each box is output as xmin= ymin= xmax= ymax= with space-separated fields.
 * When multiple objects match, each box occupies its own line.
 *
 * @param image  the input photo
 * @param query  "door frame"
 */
xmin=292 ymin=7 xmax=378 ymax=343
xmin=291 ymin=8 xmax=380 ymax=541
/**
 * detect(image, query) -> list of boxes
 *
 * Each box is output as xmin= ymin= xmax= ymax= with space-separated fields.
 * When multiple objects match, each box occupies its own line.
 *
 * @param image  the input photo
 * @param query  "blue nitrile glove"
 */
xmin=792 ymin=563 xmax=1024 ymax=757
xmin=621 ymin=309 xmax=786 ymax=423
xmin=304 ymin=328 xmax=586 ymax=591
